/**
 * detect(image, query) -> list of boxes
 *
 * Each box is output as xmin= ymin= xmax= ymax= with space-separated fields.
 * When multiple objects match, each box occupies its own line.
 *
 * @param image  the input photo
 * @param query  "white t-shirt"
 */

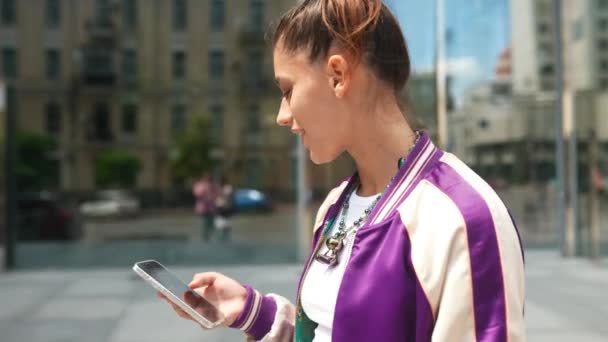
xmin=300 ymin=190 xmax=379 ymax=342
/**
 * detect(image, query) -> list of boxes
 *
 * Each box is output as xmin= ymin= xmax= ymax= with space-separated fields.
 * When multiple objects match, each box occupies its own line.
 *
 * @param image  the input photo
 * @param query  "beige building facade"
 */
xmin=0 ymin=0 xmax=359 ymax=196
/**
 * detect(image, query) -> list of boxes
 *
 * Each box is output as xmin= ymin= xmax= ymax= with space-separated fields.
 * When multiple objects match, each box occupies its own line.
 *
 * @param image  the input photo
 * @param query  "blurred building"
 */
xmin=510 ymin=0 xmax=558 ymax=94
xmin=0 ymin=0 xmax=358 ymax=197
xmin=449 ymin=46 xmax=557 ymax=185
xmin=562 ymin=0 xmax=608 ymax=156
xmin=449 ymin=0 xmax=608 ymax=185
xmin=510 ymin=0 xmax=607 ymax=139
xmin=405 ymin=71 xmax=437 ymax=138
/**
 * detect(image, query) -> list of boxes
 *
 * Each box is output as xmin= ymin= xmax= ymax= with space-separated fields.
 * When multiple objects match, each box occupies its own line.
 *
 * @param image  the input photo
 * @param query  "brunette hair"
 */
xmin=271 ymin=0 xmax=411 ymax=94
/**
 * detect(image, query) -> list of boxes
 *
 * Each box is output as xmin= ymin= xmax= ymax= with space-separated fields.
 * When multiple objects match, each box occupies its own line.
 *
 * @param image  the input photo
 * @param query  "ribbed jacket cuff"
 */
xmin=229 ymin=285 xmax=277 ymax=340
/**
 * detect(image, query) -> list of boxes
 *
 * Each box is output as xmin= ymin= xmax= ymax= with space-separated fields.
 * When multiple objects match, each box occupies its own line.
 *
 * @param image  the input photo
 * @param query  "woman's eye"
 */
xmin=283 ymin=89 xmax=292 ymax=99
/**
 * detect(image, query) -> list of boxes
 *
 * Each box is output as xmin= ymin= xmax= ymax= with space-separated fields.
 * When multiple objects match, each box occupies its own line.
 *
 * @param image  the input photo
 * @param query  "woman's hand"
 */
xmin=158 ymin=272 xmax=248 ymax=328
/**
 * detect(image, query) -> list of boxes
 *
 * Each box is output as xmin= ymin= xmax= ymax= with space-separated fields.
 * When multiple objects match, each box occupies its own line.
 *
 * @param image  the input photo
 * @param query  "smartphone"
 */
xmin=132 ymin=259 xmax=225 ymax=328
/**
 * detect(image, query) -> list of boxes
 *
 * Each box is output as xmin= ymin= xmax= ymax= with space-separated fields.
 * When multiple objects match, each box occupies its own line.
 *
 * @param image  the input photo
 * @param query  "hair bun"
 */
xmin=320 ymin=0 xmax=383 ymax=58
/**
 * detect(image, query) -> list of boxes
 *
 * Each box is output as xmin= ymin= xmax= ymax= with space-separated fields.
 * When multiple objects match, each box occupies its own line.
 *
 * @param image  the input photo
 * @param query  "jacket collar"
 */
xmin=329 ymin=130 xmax=439 ymax=226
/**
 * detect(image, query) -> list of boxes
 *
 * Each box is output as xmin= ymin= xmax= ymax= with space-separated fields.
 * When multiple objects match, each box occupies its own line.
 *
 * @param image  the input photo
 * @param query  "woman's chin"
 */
xmin=309 ymin=149 xmax=338 ymax=165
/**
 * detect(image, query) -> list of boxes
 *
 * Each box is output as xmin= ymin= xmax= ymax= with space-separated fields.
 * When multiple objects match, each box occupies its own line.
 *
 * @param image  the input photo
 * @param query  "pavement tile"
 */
xmin=0 ymin=319 xmax=114 ymax=342
xmin=33 ymin=298 xmax=128 ymax=320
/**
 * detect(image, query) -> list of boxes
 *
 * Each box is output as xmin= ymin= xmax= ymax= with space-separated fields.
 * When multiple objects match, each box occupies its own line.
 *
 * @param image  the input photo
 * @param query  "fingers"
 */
xmin=157 ymin=292 xmax=191 ymax=320
xmin=189 ymin=272 xmax=220 ymax=289
xmin=170 ymin=303 xmax=193 ymax=321
xmin=158 ymin=292 xmax=213 ymax=330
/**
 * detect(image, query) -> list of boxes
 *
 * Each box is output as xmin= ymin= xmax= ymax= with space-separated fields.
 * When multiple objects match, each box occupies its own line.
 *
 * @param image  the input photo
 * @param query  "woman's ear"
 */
xmin=327 ymin=54 xmax=350 ymax=98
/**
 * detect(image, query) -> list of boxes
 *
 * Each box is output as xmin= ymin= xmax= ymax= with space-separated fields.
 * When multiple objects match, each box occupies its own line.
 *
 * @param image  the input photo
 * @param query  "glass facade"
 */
xmin=0 ymin=0 xmax=605 ymax=273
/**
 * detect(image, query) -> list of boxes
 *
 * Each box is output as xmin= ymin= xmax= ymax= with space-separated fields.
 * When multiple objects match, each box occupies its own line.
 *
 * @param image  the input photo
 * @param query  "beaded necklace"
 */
xmin=315 ymin=131 xmax=421 ymax=266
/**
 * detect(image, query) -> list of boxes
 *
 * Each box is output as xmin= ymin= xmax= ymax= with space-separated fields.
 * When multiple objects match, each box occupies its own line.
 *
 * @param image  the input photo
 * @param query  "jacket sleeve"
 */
xmin=229 ymin=286 xmax=295 ymax=341
xmin=233 ymin=180 xmax=350 ymax=341
xmin=399 ymin=178 xmax=526 ymax=342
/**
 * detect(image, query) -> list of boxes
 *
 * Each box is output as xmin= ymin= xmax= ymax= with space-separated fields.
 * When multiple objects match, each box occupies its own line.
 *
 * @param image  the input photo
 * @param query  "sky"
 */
xmin=386 ymin=0 xmax=511 ymax=106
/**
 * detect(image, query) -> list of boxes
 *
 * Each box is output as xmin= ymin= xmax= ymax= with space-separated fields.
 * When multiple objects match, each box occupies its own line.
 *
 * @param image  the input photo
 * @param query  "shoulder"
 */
xmin=395 ymin=152 xmax=518 ymax=248
xmin=425 ymin=152 xmax=511 ymax=226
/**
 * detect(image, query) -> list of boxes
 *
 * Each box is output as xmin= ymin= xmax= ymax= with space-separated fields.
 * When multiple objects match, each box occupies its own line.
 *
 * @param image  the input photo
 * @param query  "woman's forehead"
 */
xmin=274 ymin=47 xmax=324 ymax=79
xmin=273 ymin=45 xmax=309 ymax=65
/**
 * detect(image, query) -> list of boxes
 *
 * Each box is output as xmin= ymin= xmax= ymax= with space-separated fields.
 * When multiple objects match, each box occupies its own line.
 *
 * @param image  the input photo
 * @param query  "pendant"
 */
xmin=316 ymin=248 xmax=339 ymax=266
xmin=325 ymin=236 xmax=343 ymax=250
xmin=316 ymin=237 xmax=343 ymax=266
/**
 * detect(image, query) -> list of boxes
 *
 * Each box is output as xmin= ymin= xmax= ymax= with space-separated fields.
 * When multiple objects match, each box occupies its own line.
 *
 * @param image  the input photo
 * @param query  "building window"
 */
xmin=210 ymin=104 xmax=224 ymax=144
xmin=209 ymin=50 xmax=224 ymax=81
xmin=250 ymin=0 xmax=264 ymax=32
xmin=123 ymin=49 xmax=137 ymax=83
xmin=540 ymin=64 xmax=554 ymax=76
xmin=46 ymin=103 xmax=61 ymax=134
xmin=572 ymin=18 xmax=584 ymax=41
xmin=46 ymin=49 xmax=61 ymax=80
xmin=46 ymin=0 xmax=61 ymax=29
xmin=173 ymin=51 xmax=186 ymax=81
xmin=478 ymin=119 xmax=489 ymax=130
xmin=91 ymin=102 xmax=112 ymax=141
xmin=96 ymin=0 xmax=112 ymax=26
xmin=248 ymin=104 xmax=260 ymax=132
xmin=246 ymin=158 xmax=261 ymax=188
xmin=537 ymin=22 xmax=550 ymax=34
xmin=599 ymin=0 xmax=608 ymax=9
xmin=173 ymin=0 xmax=187 ymax=31
xmin=83 ymin=48 xmax=114 ymax=85
xmin=538 ymin=42 xmax=553 ymax=60
xmin=210 ymin=0 xmax=224 ymax=31
xmin=171 ymin=104 xmax=186 ymax=135
xmin=598 ymin=39 xmax=608 ymax=50
xmin=1 ymin=48 xmax=16 ymax=79
xmin=122 ymin=103 xmax=137 ymax=134
xmin=123 ymin=0 xmax=137 ymax=31
xmin=599 ymin=18 xmax=608 ymax=32
xmin=247 ymin=50 xmax=263 ymax=85
xmin=1 ymin=0 xmax=16 ymax=25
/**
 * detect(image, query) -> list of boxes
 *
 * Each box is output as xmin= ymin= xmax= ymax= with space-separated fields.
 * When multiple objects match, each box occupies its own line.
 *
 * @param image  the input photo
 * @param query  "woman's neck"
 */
xmin=347 ymin=107 xmax=417 ymax=197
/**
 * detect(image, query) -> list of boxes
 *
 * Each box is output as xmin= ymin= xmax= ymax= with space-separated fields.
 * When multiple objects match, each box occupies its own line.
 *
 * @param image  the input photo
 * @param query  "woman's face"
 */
xmin=273 ymin=44 xmax=352 ymax=164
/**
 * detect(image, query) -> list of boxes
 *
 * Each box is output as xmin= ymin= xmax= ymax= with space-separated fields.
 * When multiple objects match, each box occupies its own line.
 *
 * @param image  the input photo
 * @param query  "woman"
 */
xmin=215 ymin=176 xmax=235 ymax=242
xmin=163 ymin=0 xmax=526 ymax=340
xmin=593 ymin=166 xmax=606 ymax=193
xmin=192 ymin=173 xmax=217 ymax=242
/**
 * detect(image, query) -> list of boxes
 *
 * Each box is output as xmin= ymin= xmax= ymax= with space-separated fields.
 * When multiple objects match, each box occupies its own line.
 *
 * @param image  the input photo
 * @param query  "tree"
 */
xmin=95 ymin=150 xmax=141 ymax=188
xmin=169 ymin=116 xmax=215 ymax=182
xmin=15 ymin=131 xmax=59 ymax=191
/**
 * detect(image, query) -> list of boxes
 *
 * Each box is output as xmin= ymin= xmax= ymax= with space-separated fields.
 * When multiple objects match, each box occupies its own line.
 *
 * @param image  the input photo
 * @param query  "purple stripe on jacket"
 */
xmin=427 ymin=161 xmax=508 ymax=342
xmin=332 ymin=213 xmax=434 ymax=341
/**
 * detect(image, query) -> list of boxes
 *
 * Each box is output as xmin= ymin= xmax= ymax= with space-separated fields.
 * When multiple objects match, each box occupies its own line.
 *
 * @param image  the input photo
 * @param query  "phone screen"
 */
xmin=136 ymin=260 xmax=224 ymax=324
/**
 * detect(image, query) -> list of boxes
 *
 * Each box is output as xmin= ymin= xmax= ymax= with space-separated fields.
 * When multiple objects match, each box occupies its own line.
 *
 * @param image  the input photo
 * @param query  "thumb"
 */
xmin=189 ymin=272 xmax=220 ymax=289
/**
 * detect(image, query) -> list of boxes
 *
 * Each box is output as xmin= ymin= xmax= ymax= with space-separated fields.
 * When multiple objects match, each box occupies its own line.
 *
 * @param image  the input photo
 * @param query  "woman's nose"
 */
xmin=276 ymin=100 xmax=292 ymax=127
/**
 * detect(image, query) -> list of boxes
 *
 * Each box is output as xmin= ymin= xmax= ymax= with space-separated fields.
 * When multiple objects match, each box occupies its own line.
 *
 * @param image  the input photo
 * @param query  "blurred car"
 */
xmin=17 ymin=192 xmax=82 ymax=241
xmin=79 ymin=189 xmax=140 ymax=218
xmin=232 ymin=188 xmax=273 ymax=213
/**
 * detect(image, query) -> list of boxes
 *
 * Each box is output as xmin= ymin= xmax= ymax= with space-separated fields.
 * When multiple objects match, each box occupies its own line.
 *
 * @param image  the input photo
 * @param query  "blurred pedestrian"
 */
xmin=192 ymin=172 xmax=217 ymax=242
xmin=161 ymin=1 xmax=526 ymax=340
xmin=592 ymin=166 xmax=606 ymax=193
xmin=214 ymin=176 xmax=235 ymax=242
